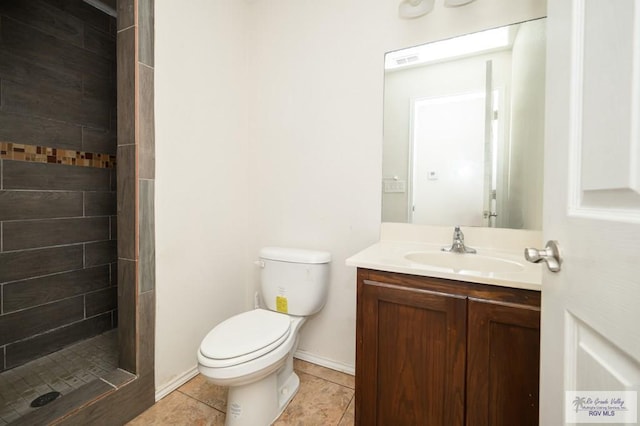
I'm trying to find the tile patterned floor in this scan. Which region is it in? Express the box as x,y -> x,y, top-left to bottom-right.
0,330 -> 118,425
128,359 -> 355,425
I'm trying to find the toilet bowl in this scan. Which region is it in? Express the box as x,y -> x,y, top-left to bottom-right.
197,247 -> 331,426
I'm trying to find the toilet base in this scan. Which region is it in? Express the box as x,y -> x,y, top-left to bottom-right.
224,368 -> 300,426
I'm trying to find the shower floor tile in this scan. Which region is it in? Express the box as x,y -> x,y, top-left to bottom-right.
0,330 -> 117,425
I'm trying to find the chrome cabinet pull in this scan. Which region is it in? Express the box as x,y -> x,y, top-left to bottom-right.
525,240 -> 562,272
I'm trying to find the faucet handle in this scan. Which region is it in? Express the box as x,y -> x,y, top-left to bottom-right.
453,226 -> 463,239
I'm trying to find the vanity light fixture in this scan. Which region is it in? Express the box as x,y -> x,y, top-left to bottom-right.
385,25 -> 510,70
398,0 -> 435,19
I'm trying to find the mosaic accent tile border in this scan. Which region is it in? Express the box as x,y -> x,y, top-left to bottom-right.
0,142 -> 116,169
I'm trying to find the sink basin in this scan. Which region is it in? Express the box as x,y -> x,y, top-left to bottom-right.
404,251 -> 525,274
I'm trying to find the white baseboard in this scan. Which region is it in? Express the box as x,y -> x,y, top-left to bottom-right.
155,366 -> 199,401
294,349 -> 355,376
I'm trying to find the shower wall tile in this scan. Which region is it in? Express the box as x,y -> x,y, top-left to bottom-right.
4,313 -> 112,370
139,179 -> 155,293
34,0 -> 112,34
117,144 -> 136,260
0,191 -> 83,221
110,263 -> 118,286
0,142 -> 116,168
2,160 -> 111,191
111,215 -> 118,240
84,72 -> 116,104
1,80 -> 111,130
84,25 -> 117,60
82,127 -> 117,155
0,1 -> 85,47
0,16 -> 105,80
3,266 -> 110,313
0,245 -> 84,283
138,290 -> 155,378
85,191 -> 117,216
138,0 -> 154,67
118,259 -> 137,373
2,217 -> 110,251
85,240 -> 118,267
0,0 -> 117,372
86,287 -> 118,317
117,27 -> 135,146
0,49 -> 83,94
117,0 -> 135,30
110,167 -> 117,191
0,296 -> 84,346
138,65 -> 155,179
0,111 -> 82,149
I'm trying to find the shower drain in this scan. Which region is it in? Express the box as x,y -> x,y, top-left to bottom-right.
30,391 -> 61,408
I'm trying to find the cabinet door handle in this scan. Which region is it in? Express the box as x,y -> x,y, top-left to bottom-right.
524,240 -> 562,272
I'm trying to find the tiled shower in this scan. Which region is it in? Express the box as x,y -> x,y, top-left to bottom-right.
0,0 -> 118,371
0,0 -> 156,422
0,0 -> 121,422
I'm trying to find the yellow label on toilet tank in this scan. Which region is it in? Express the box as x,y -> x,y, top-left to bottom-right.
276,296 -> 288,314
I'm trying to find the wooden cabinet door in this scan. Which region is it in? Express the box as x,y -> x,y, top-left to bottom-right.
466,299 -> 540,426
356,278 -> 466,426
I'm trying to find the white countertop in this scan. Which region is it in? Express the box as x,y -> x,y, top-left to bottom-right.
346,223 -> 542,291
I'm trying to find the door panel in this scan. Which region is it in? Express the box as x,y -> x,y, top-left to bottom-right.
570,0 -> 640,215
542,0 -> 640,423
357,280 -> 466,426
566,313 -> 640,391
466,299 -> 540,426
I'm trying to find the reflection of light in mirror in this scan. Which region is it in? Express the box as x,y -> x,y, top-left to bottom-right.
385,26 -> 510,71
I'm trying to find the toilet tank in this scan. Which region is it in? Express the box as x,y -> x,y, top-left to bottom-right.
259,247 -> 331,316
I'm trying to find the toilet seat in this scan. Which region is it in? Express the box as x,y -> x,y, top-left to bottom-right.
199,309 -> 291,368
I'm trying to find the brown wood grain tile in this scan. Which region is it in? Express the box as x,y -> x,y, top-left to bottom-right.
0,190 -> 83,221
3,265 -> 110,313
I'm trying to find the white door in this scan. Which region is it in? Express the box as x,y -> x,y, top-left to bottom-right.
541,0 -> 640,424
410,93 -> 486,226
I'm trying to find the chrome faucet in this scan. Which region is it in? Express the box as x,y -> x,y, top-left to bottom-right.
442,226 -> 476,254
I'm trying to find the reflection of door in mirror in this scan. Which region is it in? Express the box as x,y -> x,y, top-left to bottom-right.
382,18 -> 546,230
410,91 -> 488,226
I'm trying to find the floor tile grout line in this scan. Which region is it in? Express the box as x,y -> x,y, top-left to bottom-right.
337,394 -> 354,425
175,389 -> 226,415
312,377 -> 354,390
302,371 -> 356,391
296,370 -> 355,391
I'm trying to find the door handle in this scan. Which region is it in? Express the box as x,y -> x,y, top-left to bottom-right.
525,240 -> 562,272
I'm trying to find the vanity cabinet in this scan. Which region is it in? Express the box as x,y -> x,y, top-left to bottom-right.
355,268 -> 540,426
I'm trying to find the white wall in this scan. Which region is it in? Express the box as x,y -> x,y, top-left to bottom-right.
505,19 -> 546,230
155,0 -> 250,390
244,0 -> 546,370
154,0 -> 547,389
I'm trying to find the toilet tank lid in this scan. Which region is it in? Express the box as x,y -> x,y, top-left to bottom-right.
260,247 -> 331,264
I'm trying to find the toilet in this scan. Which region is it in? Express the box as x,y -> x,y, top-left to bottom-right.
197,247 -> 331,426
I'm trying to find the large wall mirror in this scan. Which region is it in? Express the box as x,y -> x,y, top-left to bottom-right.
382,18 -> 546,230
